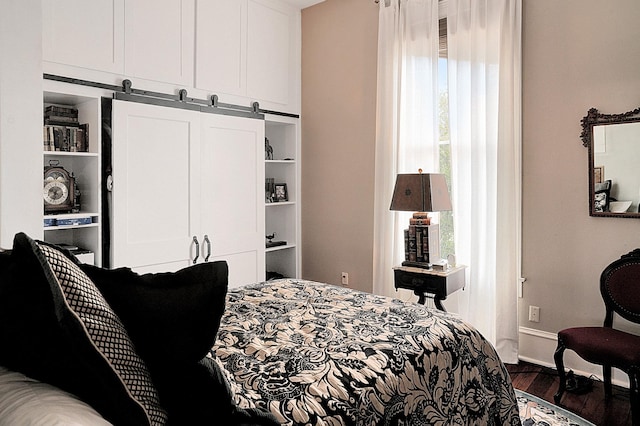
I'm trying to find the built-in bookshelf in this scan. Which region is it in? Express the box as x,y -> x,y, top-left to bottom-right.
42,84 -> 102,265
264,114 -> 300,279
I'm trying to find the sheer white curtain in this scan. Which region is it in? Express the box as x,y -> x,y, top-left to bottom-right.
447,0 -> 522,363
373,0 -> 440,298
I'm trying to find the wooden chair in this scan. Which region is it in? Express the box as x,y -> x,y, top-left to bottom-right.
554,249 -> 640,425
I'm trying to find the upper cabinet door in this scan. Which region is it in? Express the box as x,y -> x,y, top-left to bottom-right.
195,0 -> 247,97
43,0 -> 125,73
246,0 -> 298,109
195,0 -> 300,114
124,0 -> 195,85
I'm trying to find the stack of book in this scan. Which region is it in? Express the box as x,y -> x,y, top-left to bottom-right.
43,106 -> 88,152
44,105 -> 79,126
403,218 -> 440,265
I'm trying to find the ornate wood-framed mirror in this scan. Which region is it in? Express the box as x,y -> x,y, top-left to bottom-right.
582,107 -> 640,218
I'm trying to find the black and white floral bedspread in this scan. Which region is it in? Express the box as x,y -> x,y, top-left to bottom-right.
210,279 -> 520,426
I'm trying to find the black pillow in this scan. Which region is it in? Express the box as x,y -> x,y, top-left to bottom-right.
155,356 -> 280,426
79,260 -> 229,366
0,233 -> 167,425
0,249 -> 11,290
0,248 -> 11,270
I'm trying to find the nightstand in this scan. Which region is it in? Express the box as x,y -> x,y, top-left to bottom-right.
393,265 -> 466,311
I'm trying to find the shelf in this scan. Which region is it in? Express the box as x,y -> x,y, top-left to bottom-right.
44,212 -> 99,219
44,151 -> 98,158
265,201 -> 295,207
44,212 -> 99,231
44,223 -> 99,231
266,159 -> 296,164
266,243 -> 296,253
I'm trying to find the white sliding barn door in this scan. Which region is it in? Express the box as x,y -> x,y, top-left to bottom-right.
111,100 -> 201,272
200,113 -> 265,288
110,100 -> 265,282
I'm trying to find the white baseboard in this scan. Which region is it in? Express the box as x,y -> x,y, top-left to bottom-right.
518,326 -> 629,388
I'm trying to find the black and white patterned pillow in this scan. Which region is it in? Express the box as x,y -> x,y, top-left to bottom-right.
595,190 -> 609,212
37,243 -> 167,425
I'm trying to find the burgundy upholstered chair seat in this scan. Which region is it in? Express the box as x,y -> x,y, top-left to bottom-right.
558,327 -> 640,368
554,249 -> 640,426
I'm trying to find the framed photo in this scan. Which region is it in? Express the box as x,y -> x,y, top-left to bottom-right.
274,183 -> 288,202
594,166 -> 604,184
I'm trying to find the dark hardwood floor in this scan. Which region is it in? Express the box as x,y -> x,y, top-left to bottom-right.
506,361 -> 632,425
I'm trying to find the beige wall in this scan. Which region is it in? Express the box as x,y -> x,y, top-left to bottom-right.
301,0 -> 378,292
302,0 -> 640,364
521,0 -> 640,339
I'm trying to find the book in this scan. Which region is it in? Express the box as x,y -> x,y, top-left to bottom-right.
43,124 -> 88,152
415,225 -> 423,260
266,240 -> 287,248
56,217 -> 92,226
57,243 -> 79,251
404,229 -> 409,261
44,116 -> 79,125
45,105 -> 78,116
407,225 -> 417,262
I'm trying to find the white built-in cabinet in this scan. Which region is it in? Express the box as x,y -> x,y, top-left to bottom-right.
264,114 -> 300,279
42,0 -> 300,114
39,0 -> 304,280
110,100 -> 265,288
42,81 -> 107,265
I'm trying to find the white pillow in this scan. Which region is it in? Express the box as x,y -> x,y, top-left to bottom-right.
0,366 -> 112,426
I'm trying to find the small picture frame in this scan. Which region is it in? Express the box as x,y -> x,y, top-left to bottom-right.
594,166 -> 604,184
274,183 -> 288,202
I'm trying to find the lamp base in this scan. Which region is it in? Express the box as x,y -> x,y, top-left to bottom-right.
403,222 -> 440,266
401,261 -> 433,269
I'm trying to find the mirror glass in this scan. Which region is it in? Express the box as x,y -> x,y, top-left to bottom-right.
583,107 -> 640,218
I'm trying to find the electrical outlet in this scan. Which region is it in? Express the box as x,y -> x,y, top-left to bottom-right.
528,305 -> 540,323
341,272 -> 349,286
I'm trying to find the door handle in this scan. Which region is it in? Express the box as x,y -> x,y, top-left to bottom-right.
192,236 -> 199,264
203,234 -> 211,262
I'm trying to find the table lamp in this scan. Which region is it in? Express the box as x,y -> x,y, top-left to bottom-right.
390,170 -> 452,268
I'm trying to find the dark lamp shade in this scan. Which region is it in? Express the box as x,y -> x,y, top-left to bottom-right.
389,173 -> 452,212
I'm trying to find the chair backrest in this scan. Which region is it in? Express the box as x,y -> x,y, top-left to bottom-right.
600,248 -> 640,326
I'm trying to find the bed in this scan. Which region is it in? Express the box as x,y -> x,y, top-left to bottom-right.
212,279 -> 519,425
0,233 -> 520,425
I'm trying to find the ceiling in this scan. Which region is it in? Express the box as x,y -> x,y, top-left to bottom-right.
283,0 -> 325,9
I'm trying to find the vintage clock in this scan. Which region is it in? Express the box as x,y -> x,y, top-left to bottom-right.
43,163 -> 75,213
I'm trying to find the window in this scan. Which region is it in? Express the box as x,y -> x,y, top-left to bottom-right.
437,18 -> 454,259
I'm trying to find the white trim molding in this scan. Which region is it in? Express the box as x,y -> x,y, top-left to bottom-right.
518,326 -> 630,388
